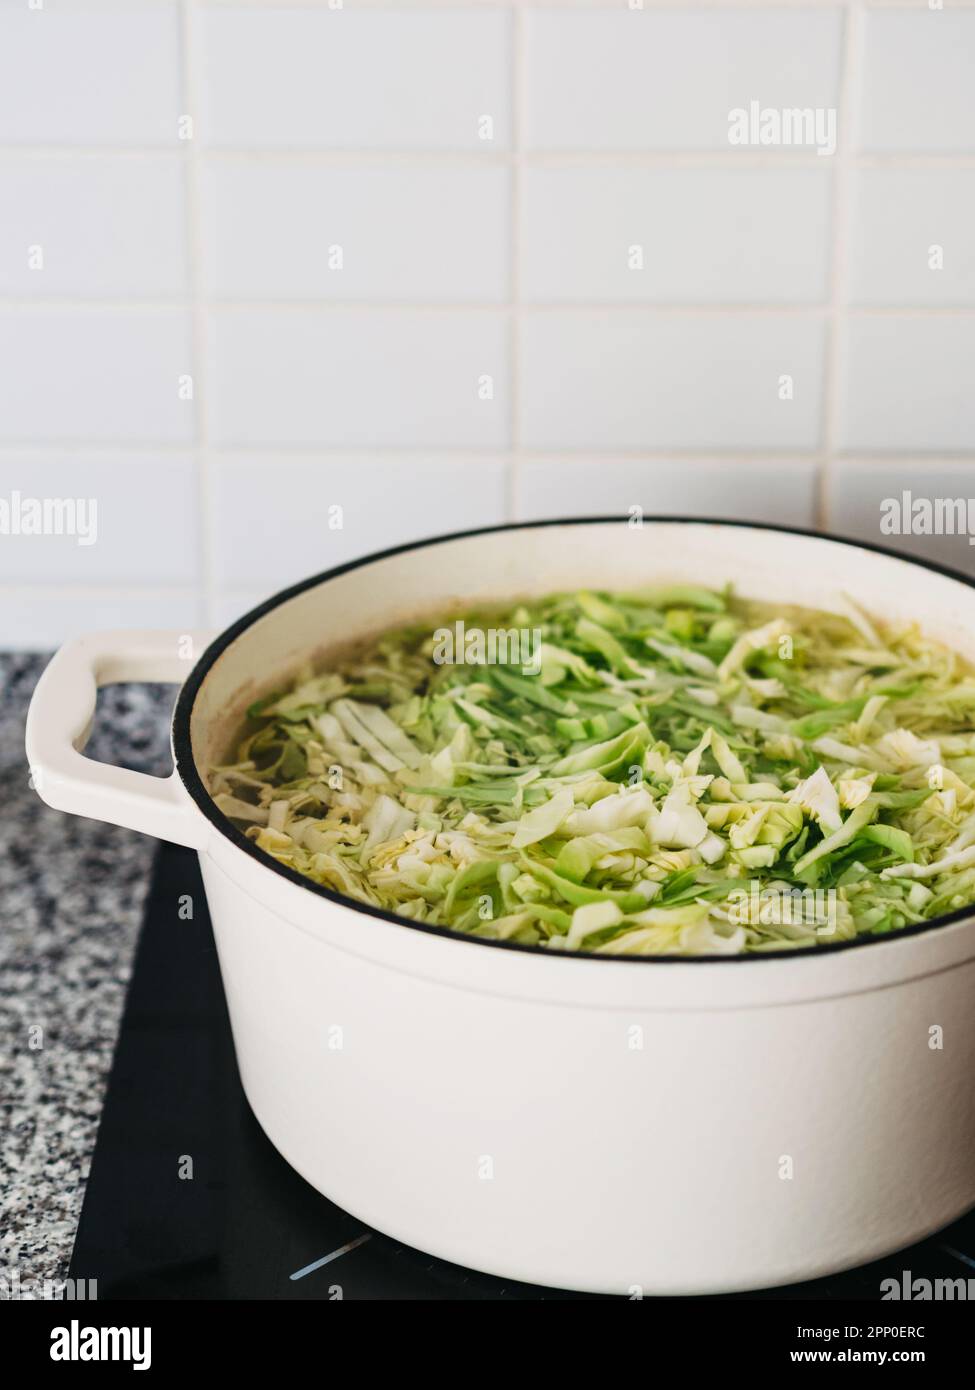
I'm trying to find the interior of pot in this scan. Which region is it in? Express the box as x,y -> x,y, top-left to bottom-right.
184,519 -> 975,779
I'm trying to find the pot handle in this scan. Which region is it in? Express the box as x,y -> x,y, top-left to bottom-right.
25,629 -> 214,850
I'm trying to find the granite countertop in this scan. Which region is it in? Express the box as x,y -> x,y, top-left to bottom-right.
0,655 -> 174,1294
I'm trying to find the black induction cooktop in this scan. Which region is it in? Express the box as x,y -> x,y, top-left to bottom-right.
68,842 -> 975,1302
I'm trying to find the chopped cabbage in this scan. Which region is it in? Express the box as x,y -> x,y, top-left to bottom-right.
209,587 -> 975,955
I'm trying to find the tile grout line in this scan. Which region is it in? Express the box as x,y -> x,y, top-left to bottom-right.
819,0 -> 862,530
6,300 -> 975,315
0,585 -> 203,598
5,149 -> 975,168
93,0 -> 975,10
4,443 -> 975,461
5,150 -> 973,167
180,0 -> 216,628
507,4 -> 524,524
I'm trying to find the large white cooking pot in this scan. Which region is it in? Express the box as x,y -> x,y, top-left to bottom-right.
25,520 -> 975,1295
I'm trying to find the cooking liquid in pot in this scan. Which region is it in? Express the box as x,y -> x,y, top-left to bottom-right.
206,586 -> 975,956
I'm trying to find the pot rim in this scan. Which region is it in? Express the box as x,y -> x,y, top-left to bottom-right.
172,515 -> 975,966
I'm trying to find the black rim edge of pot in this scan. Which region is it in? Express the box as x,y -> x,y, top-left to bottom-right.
172,515 -> 975,965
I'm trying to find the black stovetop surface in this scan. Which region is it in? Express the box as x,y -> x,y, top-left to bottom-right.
69,842 -> 975,1301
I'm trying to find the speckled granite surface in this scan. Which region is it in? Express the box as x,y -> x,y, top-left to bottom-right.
0,655 -> 174,1294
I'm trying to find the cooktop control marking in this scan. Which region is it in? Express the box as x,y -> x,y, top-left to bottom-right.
941,1243 -> 975,1272
290,1234 -> 373,1281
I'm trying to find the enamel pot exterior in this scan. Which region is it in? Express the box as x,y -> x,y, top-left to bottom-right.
26,520 -> 975,1294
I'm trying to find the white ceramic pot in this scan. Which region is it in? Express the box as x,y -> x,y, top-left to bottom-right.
25,520 -> 975,1295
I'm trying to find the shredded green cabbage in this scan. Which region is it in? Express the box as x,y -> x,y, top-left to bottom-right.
207,588 -> 975,956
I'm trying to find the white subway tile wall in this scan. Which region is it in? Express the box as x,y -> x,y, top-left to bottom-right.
847,169 -> 975,306
0,1 -> 973,648
519,311 -> 826,449
516,457 -> 820,526
0,155 -> 188,298
211,454 -> 508,589
831,458 -> 975,577
200,162 -> 510,301
0,3 -> 183,147
206,308 -> 509,446
856,9 -> 975,154
838,316 -> 975,454
0,590 -> 205,651
523,8 -> 843,151
0,307 -> 195,444
520,166 -> 832,304
0,452 -> 200,585
193,7 -> 512,150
